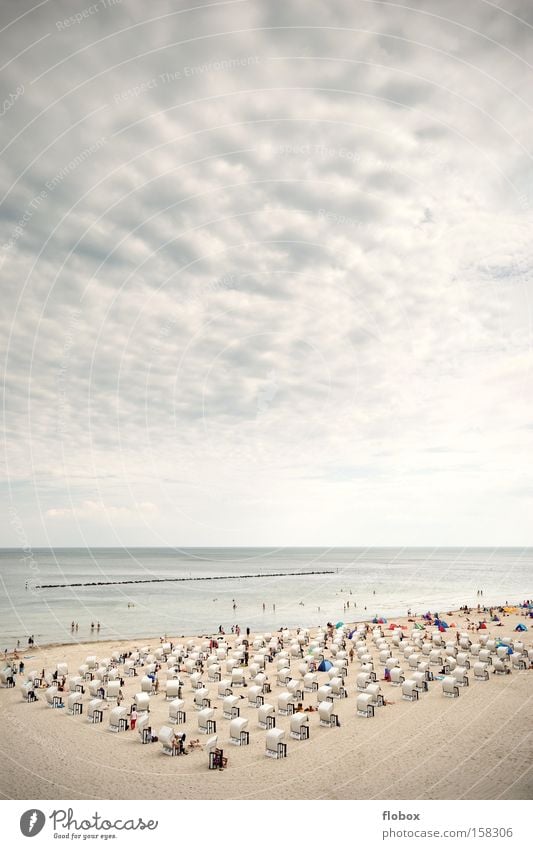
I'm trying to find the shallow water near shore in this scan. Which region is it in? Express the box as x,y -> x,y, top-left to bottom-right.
0,546 -> 530,648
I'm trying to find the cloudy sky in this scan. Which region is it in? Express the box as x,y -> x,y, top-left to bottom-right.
1,0 -> 532,547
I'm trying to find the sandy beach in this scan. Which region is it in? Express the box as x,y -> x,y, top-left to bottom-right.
1,607 -> 531,801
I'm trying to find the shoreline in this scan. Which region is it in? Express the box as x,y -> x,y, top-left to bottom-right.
7,600 -> 531,658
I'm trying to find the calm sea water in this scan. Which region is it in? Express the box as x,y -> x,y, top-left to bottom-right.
0,547 -> 531,648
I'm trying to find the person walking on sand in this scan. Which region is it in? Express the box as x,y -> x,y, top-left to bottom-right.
130,707 -> 137,730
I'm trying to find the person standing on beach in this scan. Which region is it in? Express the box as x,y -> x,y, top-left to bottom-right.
130,707 -> 137,730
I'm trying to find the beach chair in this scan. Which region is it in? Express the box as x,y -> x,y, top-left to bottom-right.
390,667 -> 405,686
478,650 -> 492,666
401,680 -> 419,701
329,676 -> 347,699
198,707 -> 216,734
496,646 -> 509,660
159,725 -> 179,756
194,687 -> 211,710
258,703 -> 276,729
45,686 -> 64,709
356,693 -> 375,718
78,664 -> 90,681
217,679 -> 233,699
411,671 -> 428,693
134,692 -> 150,714
278,691 -> 296,715
469,643 -> 481,656
140,676 -> 154,694
67,693 -> 83,715
318,700 -> 339,727
442,676 -> 460,698
456,652 -> 470,669
408,653 -> 421,669
225,658 -> 237,675
452,666 -> 469,687
304,672 -> 318,692
486,639 -> 497,653
317,684 -> 333,703
365,682 -> 385,706
473,662 -> 489,681
168,697 -> 186,723
21,681 -> 37,702
459,636 -> 471,650
431,633 -> 443,646
287,678 -> 304,700
356,672 -> 374,692
379,649 -> 392,665
416,661 -> 434,681
208,664 -> 221,682
420,644 -> 432,657
359,662 -> 375,676
106,680 -> 120,702
512,654 -> 527,671
86,655 -> 97,670
71,676 -> 86,694
265,727 -> 287,758
359,653 -> 373,666
165,680 -> 182,700
247,685 -> 263,707
276,667 -> 291,687
429,650 -> 443,666
445,644 -> 457,658
88,698 -> 104,723
109,706 -> 129,732
290,712 -> 310,740
253,654 -> 266,670
231,668 -> 245,688
492,659 -> 510,675
223,694 -> 241,719
229,716 -> 249,746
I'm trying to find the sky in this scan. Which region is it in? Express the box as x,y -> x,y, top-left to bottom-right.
1,0 -> 532,548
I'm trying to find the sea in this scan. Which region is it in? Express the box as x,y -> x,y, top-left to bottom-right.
0,547 -> 531,649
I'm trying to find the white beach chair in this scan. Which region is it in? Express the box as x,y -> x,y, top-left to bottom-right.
57,662 -> 68,677
401,679 -> 419,701
356,693 -> 375,718
479,649 -> 492,665
512,654 -> 527,671
316,684 -> 332,703
287,678 -> 304,700
304,672 -> 318,692
408,653 -> 421,669
318,700 -> 339,727
207,664 -> 221,682
390,667 -> 405,686
452,666 -> 469,687
229,716 -> 249,746
165,680 -> 182,700
134,692 -> 150,714
159,725 -> 179,756
198,707 -> 216,734
276,667 -> 291,686
456,652 -> 470,669
231,668 -> 245,688
473,662 -> 490,681
429,650 -> 443,666
442,676 -> 460,698
356,672 -> 373,692
289,712 -> 310,740
247,685 -> 263,707
379,649 -> 391,665
88,698 -> 105,723
45,686 -> 64,708
168,697 -> 186,723
258,702 -> 276,729
217,679 -> 233,699
329,676 -> 347,699
140,676 -> 154,694
278,691 -> 296,715
21,681 -> 37,702
108,706 -> 129,732
194,687 -> 211,710
71,676 -> 86,694
67,693 -> 83,715
411,672 -> 428,693
365,682 -> 385,706
265,727 -> 287,759
106,680 -> 120,702
223,694 -> 241,719
492,658 -> 510,675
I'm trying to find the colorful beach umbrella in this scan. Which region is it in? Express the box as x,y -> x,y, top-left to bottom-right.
317,659 -> 333,672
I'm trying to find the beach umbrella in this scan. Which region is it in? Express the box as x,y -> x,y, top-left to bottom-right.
317,659 -> 333,672
515,623 -> 527,632
335,621 -> 344,629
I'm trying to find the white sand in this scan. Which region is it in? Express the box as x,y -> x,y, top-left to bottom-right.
1,609 -> 531,800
